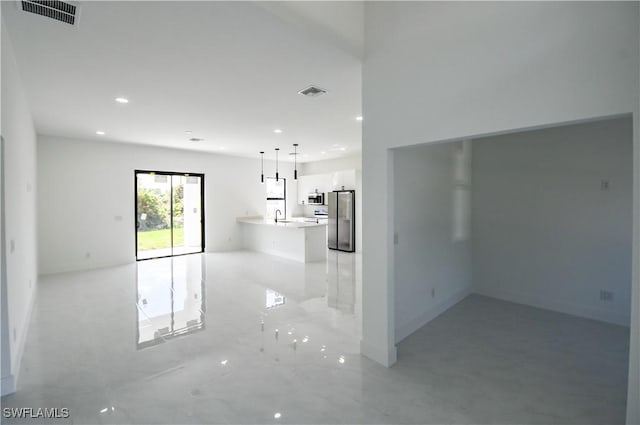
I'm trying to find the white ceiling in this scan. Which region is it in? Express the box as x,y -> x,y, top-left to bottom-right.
2,1 -> 363,163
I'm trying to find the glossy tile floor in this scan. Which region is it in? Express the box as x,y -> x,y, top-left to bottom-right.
2,251 -> 629,424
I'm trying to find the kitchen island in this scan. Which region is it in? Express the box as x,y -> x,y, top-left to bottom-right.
237,217 -> 327,263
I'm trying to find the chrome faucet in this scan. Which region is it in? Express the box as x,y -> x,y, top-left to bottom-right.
275,209 -> 282,223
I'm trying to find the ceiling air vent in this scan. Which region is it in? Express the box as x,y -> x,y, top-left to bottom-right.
298,85 -> 327,98
19,0 -> 79,25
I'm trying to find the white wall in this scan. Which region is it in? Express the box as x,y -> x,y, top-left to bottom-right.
472,117 -> 633,326
1,22 -> 38,395
300,154 -> 362,252
627,32 -> 640,425
301,154 -> 360,175
38,136 -> 296,274
0,5 -> 8,392
393,142 -> 472,343
362,1 -> 639,373
0,134 -> 8,395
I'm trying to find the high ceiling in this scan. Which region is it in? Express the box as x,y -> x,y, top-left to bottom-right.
2,1 -> 363,163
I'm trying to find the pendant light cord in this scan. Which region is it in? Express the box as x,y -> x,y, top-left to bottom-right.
260,151 -> 264,183
293,143 -> 298,180
275,148 -> 279,181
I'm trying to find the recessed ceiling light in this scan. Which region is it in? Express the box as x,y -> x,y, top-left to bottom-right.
320,151 -> 326,155
274,129 -> 282,134
114,97 -> 129,104
189,137 -> 204,142
355,116 -> 363,121
274,413 -> 282,419
96,130 -> 105,135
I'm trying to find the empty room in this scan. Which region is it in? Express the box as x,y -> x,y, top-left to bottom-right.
392,116 -> 633,423
2,1 -> 639,425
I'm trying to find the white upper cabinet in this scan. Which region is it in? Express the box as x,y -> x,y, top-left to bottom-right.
298,169 -> 357,205
297,176 -> 309,205
298,174 -> 329,205
330,170 -> 356,191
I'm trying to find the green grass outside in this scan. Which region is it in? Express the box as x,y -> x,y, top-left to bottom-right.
137,227 -> 184,251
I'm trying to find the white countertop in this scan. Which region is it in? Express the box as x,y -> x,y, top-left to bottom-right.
236,216 -> 327,229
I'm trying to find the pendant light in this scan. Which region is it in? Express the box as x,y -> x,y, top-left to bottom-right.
275,148 -> 280,181
260,151 -> 264,183
293,143 -> 299,180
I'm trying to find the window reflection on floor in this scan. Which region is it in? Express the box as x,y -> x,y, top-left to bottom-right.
136,254 -> 206,349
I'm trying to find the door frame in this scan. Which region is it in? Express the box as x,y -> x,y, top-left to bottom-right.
134,169 -> 205,261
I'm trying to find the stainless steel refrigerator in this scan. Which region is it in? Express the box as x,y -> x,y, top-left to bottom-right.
327,190 -> 355,252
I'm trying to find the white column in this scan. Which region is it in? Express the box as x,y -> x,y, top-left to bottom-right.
360,146 -> 396,367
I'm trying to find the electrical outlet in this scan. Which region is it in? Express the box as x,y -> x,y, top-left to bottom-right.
85,252 -> 91,259
600,290 -> 614,302
600,180 -> 610,191
114,215 -> 123,222
10,240 -> 15,253
394,232 -> 399,245
431,288 -> 436,298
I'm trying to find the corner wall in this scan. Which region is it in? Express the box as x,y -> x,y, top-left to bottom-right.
362,1 -> 639,370
1,21 -> 38,395
393,142 -> 472,343
37,136 -> 295,274
472,117 -> 633,326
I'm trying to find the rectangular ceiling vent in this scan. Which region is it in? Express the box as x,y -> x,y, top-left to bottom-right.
18,0 -> 79,25
298,85 -> 327,98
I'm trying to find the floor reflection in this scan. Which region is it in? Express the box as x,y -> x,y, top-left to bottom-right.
265,288 -> 285,309
327,250 -> 356,314
136,254 -> 206,349
4,250 -> 625,424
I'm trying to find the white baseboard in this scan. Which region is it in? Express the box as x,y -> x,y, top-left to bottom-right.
9,276 -> 38,395
1,374 -> 15,396
1,277 -> 37,397
395,287 -> 472,344
474,287 -> 630,327
360,339 -> 397,367
39,258 -> 134,276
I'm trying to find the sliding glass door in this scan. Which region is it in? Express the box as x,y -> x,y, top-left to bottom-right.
135,170 -> 204,260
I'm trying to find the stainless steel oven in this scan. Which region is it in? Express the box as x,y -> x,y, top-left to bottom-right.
307,193 -> 325,205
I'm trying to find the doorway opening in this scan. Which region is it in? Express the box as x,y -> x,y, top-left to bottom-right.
135,170 -> 204,260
